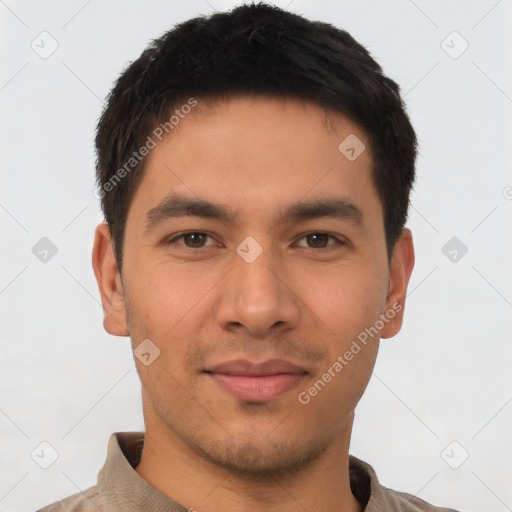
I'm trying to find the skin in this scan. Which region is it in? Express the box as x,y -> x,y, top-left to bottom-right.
93,96 -> 414,511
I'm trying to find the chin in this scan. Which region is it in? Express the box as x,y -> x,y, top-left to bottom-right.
189,431 -> 331,478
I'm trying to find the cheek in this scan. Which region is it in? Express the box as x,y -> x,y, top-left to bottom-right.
124,256 -> 213,334
299,262 -> 388,337
123,260 -> 223,384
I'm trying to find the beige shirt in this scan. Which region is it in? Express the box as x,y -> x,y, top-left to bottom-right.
37,432 -> 459,511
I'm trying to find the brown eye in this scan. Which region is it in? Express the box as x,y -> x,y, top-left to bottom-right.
182,232 -> 208,248
306,233 -> 330,248
295,232 -> 343,250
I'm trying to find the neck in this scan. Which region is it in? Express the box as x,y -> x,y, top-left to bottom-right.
135,410 -> 361,512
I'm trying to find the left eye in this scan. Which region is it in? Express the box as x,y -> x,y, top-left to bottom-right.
296,233 -> 341,249
169,232 -> 216,248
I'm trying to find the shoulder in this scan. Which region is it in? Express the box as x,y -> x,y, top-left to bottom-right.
380,487 -> 460,511
36,485 -> 100,512
349,455 -> 460,512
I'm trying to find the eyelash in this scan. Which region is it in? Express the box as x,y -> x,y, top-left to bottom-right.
166,231 -> 345,250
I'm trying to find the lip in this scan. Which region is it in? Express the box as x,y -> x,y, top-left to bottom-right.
204,359 -> 308,402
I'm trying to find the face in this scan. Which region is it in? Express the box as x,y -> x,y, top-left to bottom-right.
93,96 -> 414,476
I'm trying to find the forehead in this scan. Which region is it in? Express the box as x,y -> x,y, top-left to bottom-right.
127,96 -> 380,228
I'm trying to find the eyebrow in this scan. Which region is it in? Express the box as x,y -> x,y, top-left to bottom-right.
144,193 -> 363,231
145,193 -> 235,230
279,198 -> 362,225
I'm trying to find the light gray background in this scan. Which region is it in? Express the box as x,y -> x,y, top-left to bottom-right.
1,1 -> 511,511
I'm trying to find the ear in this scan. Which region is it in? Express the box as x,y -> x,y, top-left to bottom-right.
380,228 -> 415,339
92,222 -> 129,336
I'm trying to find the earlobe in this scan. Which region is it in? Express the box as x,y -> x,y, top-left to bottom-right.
91,222 -> 130,336
380,229 -> 415,339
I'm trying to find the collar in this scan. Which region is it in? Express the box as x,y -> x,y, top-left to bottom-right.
98,432 -> 389,511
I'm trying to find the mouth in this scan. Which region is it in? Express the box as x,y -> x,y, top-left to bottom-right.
203,359 -> 309,403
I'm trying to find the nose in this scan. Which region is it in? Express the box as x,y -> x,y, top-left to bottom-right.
215,248 -> 301,337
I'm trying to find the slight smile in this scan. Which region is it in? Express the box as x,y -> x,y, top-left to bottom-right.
204,358 -> 309,402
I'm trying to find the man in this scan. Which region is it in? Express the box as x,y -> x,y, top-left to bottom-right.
39,3 -> 458,511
